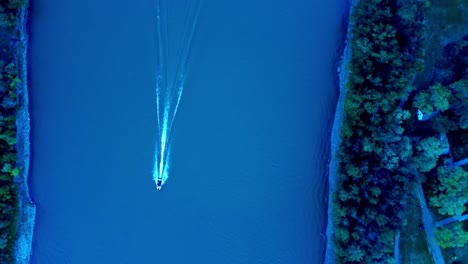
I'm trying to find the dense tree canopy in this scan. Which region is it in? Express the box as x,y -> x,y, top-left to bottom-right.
435,222 -> 468,249
333,0 -> 427,262
428,166 -> 468,216
413,136 -> 449,172
413,83 -> 452,113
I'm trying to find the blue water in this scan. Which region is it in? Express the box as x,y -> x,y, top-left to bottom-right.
29,0 -> 345,263
153,0 -> 203,188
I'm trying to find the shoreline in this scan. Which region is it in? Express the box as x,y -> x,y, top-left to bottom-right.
324,0 -> 358,263
13,6 -> 36,264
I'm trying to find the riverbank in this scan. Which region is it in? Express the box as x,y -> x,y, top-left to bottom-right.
324,0 -> 358,263
13,6 -> 36,264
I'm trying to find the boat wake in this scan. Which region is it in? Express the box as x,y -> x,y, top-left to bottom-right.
153,0 -> 202,190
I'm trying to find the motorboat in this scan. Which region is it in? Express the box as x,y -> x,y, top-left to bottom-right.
156,178 -> 162,190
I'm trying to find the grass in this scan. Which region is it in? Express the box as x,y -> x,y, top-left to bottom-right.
414,0 -> 468,88
399,193 -> 435,264
428,0 -> 468,41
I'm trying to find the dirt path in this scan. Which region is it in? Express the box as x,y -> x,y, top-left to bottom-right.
436,214 -> 468,227
453,157 -> 468,167
395,231 -> 400,264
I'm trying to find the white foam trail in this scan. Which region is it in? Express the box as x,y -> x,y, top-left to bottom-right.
153,0 -> 202,189
169,0 -> 202,131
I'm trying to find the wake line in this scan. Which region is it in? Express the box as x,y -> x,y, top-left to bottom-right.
153,0 -> 202,190
169,0 -> 202,133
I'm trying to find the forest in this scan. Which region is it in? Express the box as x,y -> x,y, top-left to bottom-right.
332,0 -> 468,262
0,0 -> 28,263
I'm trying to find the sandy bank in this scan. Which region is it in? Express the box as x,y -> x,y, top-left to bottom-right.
13,7 -> 36,264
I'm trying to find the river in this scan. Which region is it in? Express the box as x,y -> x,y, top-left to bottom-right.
28,0 -> 345,263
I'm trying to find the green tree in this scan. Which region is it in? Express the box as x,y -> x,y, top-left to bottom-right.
346,243 -> 365,262
435,222 -> 468,248
3,62 -> 16,78
413,83 -> 452,113
0,11 -> 9,28
429,166 -> 468,215
335,227 -> 350,244
413,136 -> 448,172
429,83 -> 451,112
1,163 -> 11,173
0,236 -> 7,250
413,91 -> 433,113
448,79 -> 467,105
460,112 -> 468,129
432,115 -> 458,134
398,136 -> 413,162
398,1 -> 418,21
0,131 -> 16,146
11,167 -> 18,176
7,0 -> 29,9
0,186 -> 11,202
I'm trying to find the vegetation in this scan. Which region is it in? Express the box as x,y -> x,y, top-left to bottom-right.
413,79 -> 468,132
428,166 -> 468,216
399,193 -> 434,264
0,0 -> 28,263
332,0 -> 468,262
332,0 -> 428,262
435,222 -> 468,249
414,0 -> 468,260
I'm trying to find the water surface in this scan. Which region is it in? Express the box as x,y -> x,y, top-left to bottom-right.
29,0 -> 345,263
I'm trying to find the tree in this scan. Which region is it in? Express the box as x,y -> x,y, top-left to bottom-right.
3,62 -> 16,78
1,96 -> 16,109
413,91 -> 433,113
429,166 -> 468,215
398,136 -> 413,162
413,83 -> 452,113
345,164 -> 363,179
0,186 -> 11,202
448,79 -> 467,105
459,112 -> 468,129
335,227 -> 350,244
0,131 -> 16,146
435,222 -> 468,248
429,83 -> 451,112
398,1 -> 418,22
11,167 -> 18,176
432,115 -> 458,134
0,220 -> 9,229
0,236 -> 7,250
1,163 -> 11,173
346,243 -> 365,262
413,136 -> 449,172
0,13 -> 9,28
7,0 -> 29,9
